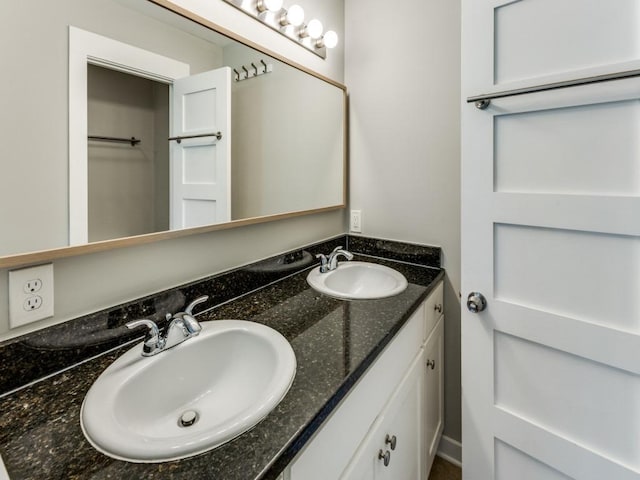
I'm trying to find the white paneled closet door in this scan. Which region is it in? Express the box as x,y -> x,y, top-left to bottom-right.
170,67 -> 231,229
461,1 -> 640,479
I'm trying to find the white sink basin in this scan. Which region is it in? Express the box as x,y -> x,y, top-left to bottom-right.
81,320 -> 296,463
307,261 -> 408,300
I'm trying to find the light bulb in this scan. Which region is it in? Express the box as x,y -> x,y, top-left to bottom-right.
307,19 -> 323,39
257,0 -> 282,12
264,0 -> 282,11
285,5 -> 305,26
322,30 -> 338,49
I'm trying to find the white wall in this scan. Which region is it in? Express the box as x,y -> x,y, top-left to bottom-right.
345,0 -> 462,443
0,0 -> 346,340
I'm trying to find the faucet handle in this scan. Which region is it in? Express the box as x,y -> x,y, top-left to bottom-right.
126,319 -> 159,336
185,295 -> 209,315
181,314 -> 202,335
315,253 -> 329,273
125,319 -> 162,354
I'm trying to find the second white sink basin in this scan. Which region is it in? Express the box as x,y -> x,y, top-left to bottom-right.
307,261 -> 408,300
81,320 -> 296,463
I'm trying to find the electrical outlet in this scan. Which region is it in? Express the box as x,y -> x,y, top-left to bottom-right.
24,295 -> 43,311
9,264 -> 54,328
350,210 -> 362,233
24,279 -> 43,294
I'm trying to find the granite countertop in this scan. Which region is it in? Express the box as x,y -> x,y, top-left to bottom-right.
0,245 -> 443,480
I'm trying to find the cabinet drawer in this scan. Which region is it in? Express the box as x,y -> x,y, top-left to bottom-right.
423,281 -> 443,341
288,304 -> 425,480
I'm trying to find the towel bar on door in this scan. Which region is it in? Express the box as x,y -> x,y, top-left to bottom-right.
467,68 -> 640,109
168,132 -> 223,144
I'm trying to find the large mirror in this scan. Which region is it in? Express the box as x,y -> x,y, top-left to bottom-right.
0,0 -> 345,267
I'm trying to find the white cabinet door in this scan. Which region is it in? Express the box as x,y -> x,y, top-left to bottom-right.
342,350 -> 424,480
462,1 -> 640,479
423,316 -> 444,477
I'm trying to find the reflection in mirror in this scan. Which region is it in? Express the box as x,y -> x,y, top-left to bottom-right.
1,0 -> 345,260
87,64 -> 171,242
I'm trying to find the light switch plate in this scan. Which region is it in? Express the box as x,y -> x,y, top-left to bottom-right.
9,264 -> 54,328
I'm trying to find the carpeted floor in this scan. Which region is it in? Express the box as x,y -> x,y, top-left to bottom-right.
428,456 -> 462,480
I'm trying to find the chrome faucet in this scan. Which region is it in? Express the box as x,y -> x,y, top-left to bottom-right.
126,295 -> 209,356
316,246 -> 354,273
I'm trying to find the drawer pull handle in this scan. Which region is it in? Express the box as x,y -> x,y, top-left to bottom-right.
427,359 -> 436,370
378,449 -> 391,467
385,434 -> 397,450
434,303 -> 443,313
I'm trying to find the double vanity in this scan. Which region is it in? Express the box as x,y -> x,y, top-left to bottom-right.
0,236 -> 444,479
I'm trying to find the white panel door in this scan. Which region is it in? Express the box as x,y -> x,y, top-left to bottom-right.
462,1 -> 640,479
170,67 -> 231,229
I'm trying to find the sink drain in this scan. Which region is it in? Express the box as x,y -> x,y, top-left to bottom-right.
178,410 -> 199,427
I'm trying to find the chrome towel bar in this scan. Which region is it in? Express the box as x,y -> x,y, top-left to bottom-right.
168,132 -> 222,144
88,135 -> 141,146
467,68 -> 640,109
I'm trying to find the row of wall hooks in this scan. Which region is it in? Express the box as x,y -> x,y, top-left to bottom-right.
233,59 -> 274,82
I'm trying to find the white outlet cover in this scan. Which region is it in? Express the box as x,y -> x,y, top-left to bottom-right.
9,264 -> 54,328
350,210 -> 362,233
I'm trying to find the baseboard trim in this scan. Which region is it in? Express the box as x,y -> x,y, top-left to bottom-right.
436,435 -> 462,467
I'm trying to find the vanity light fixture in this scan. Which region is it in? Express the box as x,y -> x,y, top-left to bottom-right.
223,0 -> 338,59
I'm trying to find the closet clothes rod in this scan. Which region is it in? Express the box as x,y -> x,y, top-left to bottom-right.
168,132 -> 222,144
88,135 -> 141,146
467,68 -> 640,109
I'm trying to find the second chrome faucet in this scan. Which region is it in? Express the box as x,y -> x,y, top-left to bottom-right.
125,295 -> 209,357
316,246 -> 354,273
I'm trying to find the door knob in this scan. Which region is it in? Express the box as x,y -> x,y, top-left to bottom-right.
466,292 -> 486,313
